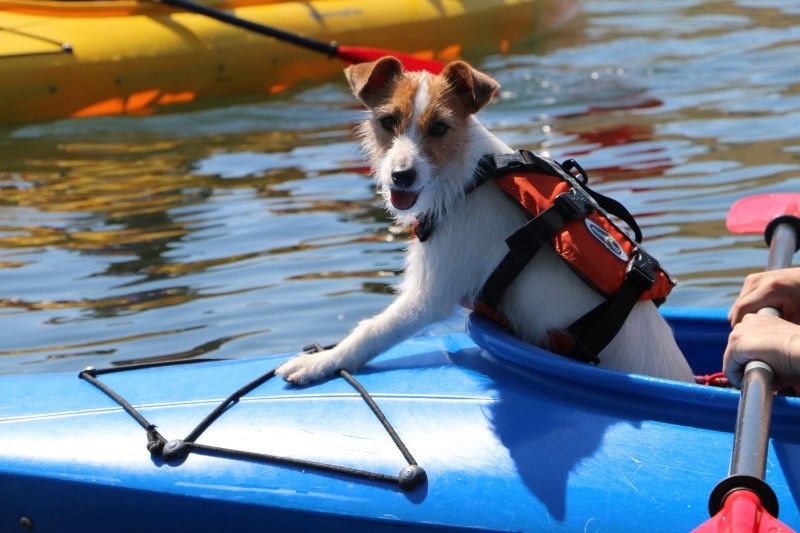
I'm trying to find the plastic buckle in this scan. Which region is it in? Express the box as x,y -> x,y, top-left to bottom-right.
490,150 -> 537,175
561,159 -> 589,184
554,190 -> 594,220
626,250 -> 658,290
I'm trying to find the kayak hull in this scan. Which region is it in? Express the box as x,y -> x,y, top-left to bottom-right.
2,307 -> 799,531
0,0 -> 577,124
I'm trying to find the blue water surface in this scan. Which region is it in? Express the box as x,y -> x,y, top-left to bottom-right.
1,0 -> 799,373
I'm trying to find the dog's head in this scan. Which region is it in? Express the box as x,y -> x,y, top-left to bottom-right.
345,58 -> 499,225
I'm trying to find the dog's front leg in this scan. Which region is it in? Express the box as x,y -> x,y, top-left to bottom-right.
275,289 -> 448,385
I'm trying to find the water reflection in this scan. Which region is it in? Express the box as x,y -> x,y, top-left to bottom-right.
2,0 -> 800,372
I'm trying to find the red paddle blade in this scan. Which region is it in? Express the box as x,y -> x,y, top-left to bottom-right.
727,193 -> 800,234
336,45 -> 444,73
693,490 -> 794,533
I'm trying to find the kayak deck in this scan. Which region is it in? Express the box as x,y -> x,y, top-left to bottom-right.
0,0 -> 578,124
1,307 -> 799,531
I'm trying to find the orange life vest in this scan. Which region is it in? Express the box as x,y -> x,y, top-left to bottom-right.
415,150 -> 675,364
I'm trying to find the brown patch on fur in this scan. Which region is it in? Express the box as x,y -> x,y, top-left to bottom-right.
416,74 -> 471,169
440,61 -> 500,114
344,57 -> 404,109
348,59 -> 500,175
377,75 -> 419,131
365,75 -> 420,155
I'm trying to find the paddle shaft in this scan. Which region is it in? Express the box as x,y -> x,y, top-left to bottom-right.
730,360 -> 774,479
729,221 -> 798,480
766,223 -> 798,271
156,0 -> 336,56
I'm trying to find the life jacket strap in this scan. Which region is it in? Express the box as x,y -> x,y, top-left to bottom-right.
414,166 -> 495,243
560,157 -> 643,243
471,150 -> 670,365
415,150 -> 644,245
476,150 -> 560,183
477,194 -> 657,364
477,191 -> 595,309
414,215 -> 435,242
417,151 -> 561,243
413,149 -> 672,366
558,249 -> 661,363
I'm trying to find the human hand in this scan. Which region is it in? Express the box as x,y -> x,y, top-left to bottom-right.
728,267 -> 800,325
723,313 -> 800,388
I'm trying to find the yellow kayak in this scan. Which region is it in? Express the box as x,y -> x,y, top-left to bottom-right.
0,0 -> 577,125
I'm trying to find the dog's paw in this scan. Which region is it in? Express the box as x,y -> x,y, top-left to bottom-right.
275,349 -> 344,386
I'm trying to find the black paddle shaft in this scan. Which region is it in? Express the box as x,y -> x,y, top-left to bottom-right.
156,0 -> 337,56
730,222 -> 797,479
708,219 -> 799,518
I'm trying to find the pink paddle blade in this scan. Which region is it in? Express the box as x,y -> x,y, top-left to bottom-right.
336,45 -> 444,73
693,490 -> 794,533
727,193 -> 800,234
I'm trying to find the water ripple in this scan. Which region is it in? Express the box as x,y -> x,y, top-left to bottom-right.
1,1 -> 799,372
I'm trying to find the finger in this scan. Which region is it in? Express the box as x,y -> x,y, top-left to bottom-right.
730,293 -> 780,325
722,343 -> 744,388
729,292 -> 760,325
722,319 -> 763,387
729,293 -> 753,326
728,305 -> 739,326
729,272 -> 778,324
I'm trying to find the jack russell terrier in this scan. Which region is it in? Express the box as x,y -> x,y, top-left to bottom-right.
276,57 -> 694,385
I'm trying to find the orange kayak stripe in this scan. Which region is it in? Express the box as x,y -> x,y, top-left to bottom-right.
71,89 -> 197,118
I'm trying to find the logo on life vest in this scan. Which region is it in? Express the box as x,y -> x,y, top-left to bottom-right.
585,218 -> 629,262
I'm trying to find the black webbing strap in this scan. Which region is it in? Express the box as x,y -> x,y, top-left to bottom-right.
417,150 -> 657,366
477,191 -> 594,309
471,150 -> 661,365
477,227 -> 543,309
563,250 -> 661,362
416,151 -> 643,247
497,152 -> 643,244
585,189 -> 642,243
414,215 -> 436,243
484,150 -> 555,177
478,151 -> 645,247
557,157 -> 643,243
78,353 -> 427,492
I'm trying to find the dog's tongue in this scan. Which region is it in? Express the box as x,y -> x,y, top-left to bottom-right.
390,189 -> 419,210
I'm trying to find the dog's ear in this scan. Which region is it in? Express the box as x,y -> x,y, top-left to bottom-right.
344,57 -> 404,108
441,61 -> 499,114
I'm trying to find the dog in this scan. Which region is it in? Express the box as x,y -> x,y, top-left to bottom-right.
275,57 -> 694,385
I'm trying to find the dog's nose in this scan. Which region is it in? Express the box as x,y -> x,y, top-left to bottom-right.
391,168 -> 417,188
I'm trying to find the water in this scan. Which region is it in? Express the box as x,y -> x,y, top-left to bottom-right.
2,0 -> 799,374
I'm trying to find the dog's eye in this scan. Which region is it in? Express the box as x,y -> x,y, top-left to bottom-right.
428,121 -> 450,137
379,115 -> 399,131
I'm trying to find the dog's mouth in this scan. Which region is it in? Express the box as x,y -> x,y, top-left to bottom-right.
390,188 -> 419,210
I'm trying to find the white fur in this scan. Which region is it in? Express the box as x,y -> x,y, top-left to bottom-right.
276,75 -> 694,385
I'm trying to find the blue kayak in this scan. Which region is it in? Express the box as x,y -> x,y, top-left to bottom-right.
1,307 -> 799,531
